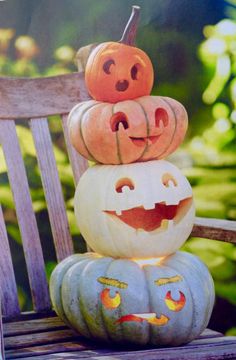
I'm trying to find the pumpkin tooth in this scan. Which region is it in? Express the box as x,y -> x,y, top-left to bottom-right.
143,203 -> 155,210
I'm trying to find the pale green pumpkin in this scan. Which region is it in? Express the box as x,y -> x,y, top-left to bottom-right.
50,251 -> 214,346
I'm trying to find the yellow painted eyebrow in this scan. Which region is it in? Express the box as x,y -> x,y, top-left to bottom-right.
98,276 -> 128,289
154,275 -> 183,286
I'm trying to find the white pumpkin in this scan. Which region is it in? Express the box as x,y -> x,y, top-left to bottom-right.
74,160 -> 195,258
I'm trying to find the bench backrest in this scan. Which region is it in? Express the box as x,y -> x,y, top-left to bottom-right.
0,73 -> 89,319
0,73 -> 235,320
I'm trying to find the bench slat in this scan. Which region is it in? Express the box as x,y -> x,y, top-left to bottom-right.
191,217 -> 236,243
0,204 -> 20,317
0,73 -> 90,119
30,118 -> 74,261
61,114 -> 88,185
6,341 -> 89,359
0,120 -> 50,314
2,314 -> 235,360
5,334 -> 236,360
3,317 -> 66,337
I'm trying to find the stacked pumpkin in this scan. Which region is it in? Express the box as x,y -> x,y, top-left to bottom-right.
50,6 -> 215,347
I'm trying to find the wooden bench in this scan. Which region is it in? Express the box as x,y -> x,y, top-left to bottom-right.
0,73 -> 236,360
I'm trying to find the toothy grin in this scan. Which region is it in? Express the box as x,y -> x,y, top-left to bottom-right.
104,197 -> 193,232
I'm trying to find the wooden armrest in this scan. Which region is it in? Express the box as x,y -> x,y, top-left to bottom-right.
192,217 -> 236,244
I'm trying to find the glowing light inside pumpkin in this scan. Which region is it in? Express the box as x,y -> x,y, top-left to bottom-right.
97,276 -> 128,289
155,275 -> 183,286
100,288 -> 121,309
116,313 -> 169,326
165,290 -> 186,312
132,257 -> 164,267
104,197 -> 193,232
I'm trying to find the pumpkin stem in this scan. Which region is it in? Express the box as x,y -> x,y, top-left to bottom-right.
119,5 -> 140,46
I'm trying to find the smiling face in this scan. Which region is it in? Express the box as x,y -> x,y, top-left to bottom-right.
74,160 -> 195,258
85,42 -> 154,103
68,96 -> 188,165
52,251 -> 215,346
98,274 -> 186,326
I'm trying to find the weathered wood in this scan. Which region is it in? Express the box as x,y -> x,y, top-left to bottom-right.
4,329 -> 79,349
0,302 -> 4,360
30,118 -> 74,261
0,120 -> 50,314
7,335 -> 236,360
192,217 -> 236,243
61,114 -> 88,185
0,204 -> 20,317
1,313 -> 235,360
0,73 -> 90,119
3,317 -> 66,337
6,341 -> 89,359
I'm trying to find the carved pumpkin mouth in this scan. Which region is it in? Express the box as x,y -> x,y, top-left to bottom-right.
116,313 -> 169,326
129,135 -> 161,147
116,80 -> 129,91
104,197 -> 193,232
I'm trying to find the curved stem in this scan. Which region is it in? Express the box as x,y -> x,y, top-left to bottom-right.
119,5 -> 140,46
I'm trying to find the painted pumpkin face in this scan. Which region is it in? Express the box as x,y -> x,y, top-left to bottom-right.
85,42 -> 154,103
50,251 -> 215,346
74,160 -> 195,258
67,95 -> 188,165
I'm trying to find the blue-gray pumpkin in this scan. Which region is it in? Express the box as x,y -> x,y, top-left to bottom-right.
49,251 -> 214,346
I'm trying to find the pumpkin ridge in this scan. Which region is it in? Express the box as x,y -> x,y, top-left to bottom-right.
79,103 -> 102,163
134,99 -> 150,161
101,258 -> 125,341
163,257 -> 200,344
169,253 -> 215,340
142,266 -> 155,343
89,258 -> 113,342
61,257 -> 94,338
113,104 -> 123,164
158,97 -> 177,158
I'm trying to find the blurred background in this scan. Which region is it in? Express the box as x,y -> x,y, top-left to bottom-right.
0,0 -> 236,335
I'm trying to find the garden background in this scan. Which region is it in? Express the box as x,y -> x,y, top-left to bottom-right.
0,0 -> 236,335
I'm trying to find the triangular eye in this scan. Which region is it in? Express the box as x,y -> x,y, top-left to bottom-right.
103,59 -> 115,74
116,178 -> 135,193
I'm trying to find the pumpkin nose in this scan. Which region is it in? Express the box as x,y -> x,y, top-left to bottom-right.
116,80 -> 129,92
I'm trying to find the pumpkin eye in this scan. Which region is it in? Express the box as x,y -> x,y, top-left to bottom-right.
103,59 -> 115,74
165,290 -> 186,312
100,288 -> 121,309
130,63 -> 140,80
116,177 -> 135,193
155,108 -> 169,128
110,112 -> 129,132
162,173 -> 178,187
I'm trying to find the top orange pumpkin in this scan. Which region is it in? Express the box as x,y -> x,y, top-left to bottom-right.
85,41 -> 154,103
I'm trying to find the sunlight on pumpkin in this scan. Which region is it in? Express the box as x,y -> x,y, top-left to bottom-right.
132,257 -> 164,267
